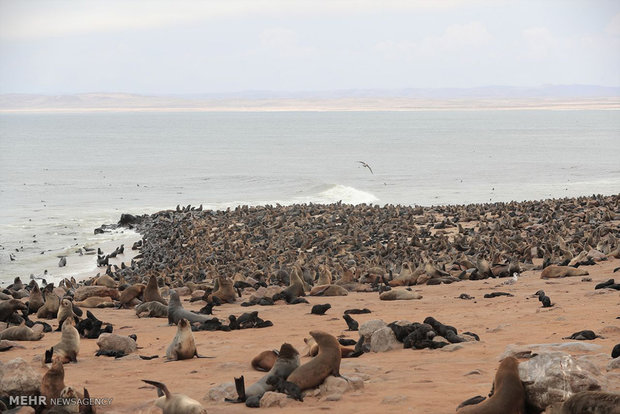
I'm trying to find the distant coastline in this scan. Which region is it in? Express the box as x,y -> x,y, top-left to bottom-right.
1,86 -> 619,112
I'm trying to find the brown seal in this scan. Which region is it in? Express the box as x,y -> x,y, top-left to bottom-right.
75,296 -> 115,308
309,284 -> 348,296
552,391 -> 620,414
0,321 -> 44,341
317,264 -> 332,285
457,356 -> 526,414
244,343 -> 300,400
56,298 -> 78,330
380,290 -> 423,300
28,282 -> 45,314
136,301 -> 168,318
0,298 -> 28,321
118,283 -> 146,308
49,317 -> 80,363
251,349 -> 279,372
142,380 -> 207,414
208,276 -> 236,304
94,274 -> 117,288
37,292 -> 61,319
144,275 -> 168,305
287,330 -> 341,391
41,357 -> 65,406
165,318 -> 210,360
541,265 -> 589,279
304,336 -> 356,359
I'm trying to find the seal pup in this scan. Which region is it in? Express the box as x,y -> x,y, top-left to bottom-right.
456,356 -> 526,414
136,301 -> 168,318
551,391 -> 620,414
144,275 -> 167,305
236,343 -> 300,406
286,330 -> 341,391
48,317 -> 80,363
0,321 -> 44,341
166,318 -> 211,361
167,290 -> 216,325
612,344 -> 620,359
142,380 -> 207,414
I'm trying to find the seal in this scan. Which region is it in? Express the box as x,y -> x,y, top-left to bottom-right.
208,277 -> 236,304
0,299 -> 27,322
136,301 -> 168,318
457,356 -> 526,414
28,282 -> 45,314
56,299 -> 78,331
37,292 -> 61,319
47,317 -> 80,364
74,296 -> 115,308
118,283 -> 146,308
540,265 -> 589,279
251,349 -> 279,372
142,380 -> 207,414
144,275 -> 167,305
166,318 -> 210,361
552,391 -> 620,414
286,330 -> 341,391
316,264 -> 332,285
94,274 -> 117,288
309,284 -> 348,296
0,321 -> 44,341
168,290 -> 216,325
241,343 -> 300,406
380,290 -> 422,300
40,357 -> 65,407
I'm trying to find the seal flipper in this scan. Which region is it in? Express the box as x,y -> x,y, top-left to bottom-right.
225,376 -> 246,403
142,380 -> 171,399
457,395 -> 486,410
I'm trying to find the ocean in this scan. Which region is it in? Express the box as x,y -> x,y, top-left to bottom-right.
1,110 -> 619,285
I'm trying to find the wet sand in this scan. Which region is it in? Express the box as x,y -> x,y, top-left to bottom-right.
5,257 -> 619,413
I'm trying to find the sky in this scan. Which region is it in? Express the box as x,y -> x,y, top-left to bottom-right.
0,0 -> 619,95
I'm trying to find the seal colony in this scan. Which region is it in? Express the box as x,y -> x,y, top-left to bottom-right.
1,194 -> 620,412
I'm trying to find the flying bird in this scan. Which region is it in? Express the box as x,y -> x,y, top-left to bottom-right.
357,161 -> 373,174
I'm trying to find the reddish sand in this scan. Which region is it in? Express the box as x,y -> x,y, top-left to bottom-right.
5,259 -> 620,413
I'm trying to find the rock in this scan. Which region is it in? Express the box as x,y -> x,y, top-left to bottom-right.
205,382 -> 235,402
359,319 -> 387,344
319,376 -> 349,395
260,391 -> 289,408
599,325 -> 620,336
607,358 -> 620,371
500,342 -> 603,360
74,286 -> 120,301
370,327 -> 402,352
441,344 -> 464,352
96,333 -> 137,354
518,351 -> 607,411
0,357 -> 42,397
587,249 -> 606,260
0,340 -> 25,350
250,286 -> 282,302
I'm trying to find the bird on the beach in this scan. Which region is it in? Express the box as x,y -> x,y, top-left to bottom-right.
357,161 -> 373,174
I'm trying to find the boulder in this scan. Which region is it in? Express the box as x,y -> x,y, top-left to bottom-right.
518,351 -> 607,412
359,319 -> 387,343
205,382 -> 235,402
259,391 -> 289,408
0,357 -> 42,397
370,327 -> 402,353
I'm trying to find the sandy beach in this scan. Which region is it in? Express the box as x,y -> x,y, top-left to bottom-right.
1,196 -> 619,413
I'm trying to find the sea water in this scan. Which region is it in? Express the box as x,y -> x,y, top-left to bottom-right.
1,110 -> 619,284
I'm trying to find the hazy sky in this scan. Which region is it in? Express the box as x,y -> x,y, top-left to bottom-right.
1,0 -> 619,94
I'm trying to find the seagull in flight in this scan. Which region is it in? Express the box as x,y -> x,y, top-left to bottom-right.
357,161 -> 373,174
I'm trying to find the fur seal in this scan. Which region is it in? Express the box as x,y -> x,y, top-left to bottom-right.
142,380 -> 207,414
41,357 -> 65,407
380,290 -> 422,300
316,264 -> 332,285
166,318 -> 210,360
37,292 -> 61,319
208,277 -> 236,304
309,284 -> 348,296
167,290 -> 216,325
74,296 -> 115,308
551,391 -> 620,414
28,283 -> 45,314
287,330 -> 341,391
541,265 -> 589,279
94,274 -> 117,288
251,350 -> 279,372
612,344 -> 620,359
56,299 -> 79,331
0,321 -> 44,341
118,283 -> 145,308
144,275 -> 167,305
457,357 -> 526,413
0,299 -> 28,322
241,343 -> 300,405
136,301 -> 168,318
48,317 -> 80,363
311,304 -> 331,315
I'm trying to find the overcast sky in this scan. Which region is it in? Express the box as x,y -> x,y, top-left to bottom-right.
1,0 -> 619,94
